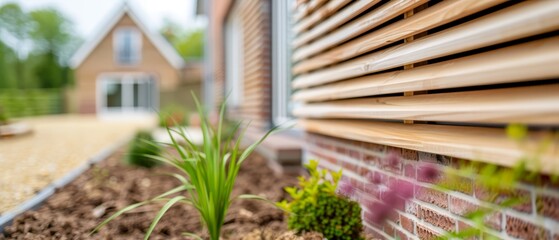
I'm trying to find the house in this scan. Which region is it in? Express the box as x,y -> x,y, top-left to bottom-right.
205,0 -> 301,173
206,0 -> 559,239
69,4 -> 201,117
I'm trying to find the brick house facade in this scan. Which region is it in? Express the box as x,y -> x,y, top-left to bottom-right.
206,1 -> 559,239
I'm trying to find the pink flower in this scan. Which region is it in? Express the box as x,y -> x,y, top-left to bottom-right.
418,163 -> 439,182
365,172 -> 382,185
384,151 -> 400,168
364,201 -> 391,225
337,179 -> 356,198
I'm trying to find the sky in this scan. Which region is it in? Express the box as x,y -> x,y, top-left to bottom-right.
0,0 -> 206,40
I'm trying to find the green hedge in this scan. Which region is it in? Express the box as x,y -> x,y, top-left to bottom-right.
0,89 -> 64,118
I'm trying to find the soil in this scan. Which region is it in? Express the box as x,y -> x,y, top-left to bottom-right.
1,148 -> 306,240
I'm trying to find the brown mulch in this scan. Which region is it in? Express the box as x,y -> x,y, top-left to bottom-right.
1,148 -> 306,240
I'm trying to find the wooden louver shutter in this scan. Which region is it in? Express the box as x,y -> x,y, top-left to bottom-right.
291,0 -> 559,173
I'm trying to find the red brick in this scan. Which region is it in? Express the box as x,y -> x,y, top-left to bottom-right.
505,215 -> 550,240
342,160 -> 358,173
406,201 -> 420,218
417,164 -> 443,184
335,145 -> 347,154
394,228 -> 409,240
400,214 -> 415,234
348,149 -> 361,160
362,142 -> 386,153
537,193 -> 559,221
383,222 -> 395,236
358,166 -> 368,176
450,197 -> 501,231
363,153 -> 381,166
416,186 -> 449,209
404,163 -> 416,179
417,223 -> 440,240
418,151 -> 437,163
402,148 -> 419,161
363,225 -> 384,239
450,197 -> 478,216
420,206 -> 456,232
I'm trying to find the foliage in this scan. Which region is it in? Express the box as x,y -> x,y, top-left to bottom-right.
125,131 -> 161,168
0,3 -> 30,88
277,160 -> 364,240
0,41 -> 17,88
0,3 -> 80,89
0,89 -> 64,117
158,105 -> 188,127
439,124 -> 558,240
93,94 -> 281,240
160,19 -> 203,60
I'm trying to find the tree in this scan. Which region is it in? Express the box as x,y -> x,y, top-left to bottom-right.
29,8 -> 80,88
160,19 -> 204,60
0,41 -> 17,88
175,29 -> 204,60
0,3 -> 32,88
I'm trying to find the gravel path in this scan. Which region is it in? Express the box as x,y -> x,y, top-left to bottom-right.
0,115 -> 155,213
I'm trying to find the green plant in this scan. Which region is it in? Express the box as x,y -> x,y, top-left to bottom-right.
440,124 -> 558,240
93,95 -> 280,240
277,160 -> 364,240
125,130 -> 161,168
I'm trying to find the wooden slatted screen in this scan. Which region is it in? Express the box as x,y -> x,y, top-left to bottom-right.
291,1 -> 559,172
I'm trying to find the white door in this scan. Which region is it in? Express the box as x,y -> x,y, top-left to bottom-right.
97,73 -> 158,116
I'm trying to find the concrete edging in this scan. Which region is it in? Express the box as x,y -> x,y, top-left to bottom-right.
0,136 -> 132,232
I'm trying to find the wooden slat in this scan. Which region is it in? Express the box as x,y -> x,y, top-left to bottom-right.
293,0 -> 351,34
299,119 -> 559,174
292,1 -> 380,48
294,84 -> 559,125
292,0 -> 506,74
292,36 -> 559,102
292,1 -> 559,89
293,0 -> 427,62
293,0 -> 328,23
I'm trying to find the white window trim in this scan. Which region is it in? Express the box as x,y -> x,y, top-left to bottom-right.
272,0 -> 294,125
96,72 -> 158,116
113,27 -> 142,66
225,2 -> 244,107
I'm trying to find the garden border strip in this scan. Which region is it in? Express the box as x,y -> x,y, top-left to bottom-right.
0,135 -> 133,232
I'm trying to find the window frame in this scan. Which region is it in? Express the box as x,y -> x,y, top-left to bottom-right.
271,0 -> 294,126
96,73 -> 158,115
224,3 -> 244,108
113,27 -> 142,66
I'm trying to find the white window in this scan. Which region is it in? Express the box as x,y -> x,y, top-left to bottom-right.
272,0 -> 294,125
225,3 -> 243,107
114,27 -> 142,65
97,74 -> 157,114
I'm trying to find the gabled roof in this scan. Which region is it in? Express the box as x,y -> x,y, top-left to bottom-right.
69,3 -> 185,69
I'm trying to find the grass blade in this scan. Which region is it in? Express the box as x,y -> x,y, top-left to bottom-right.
144,196 -> 187,240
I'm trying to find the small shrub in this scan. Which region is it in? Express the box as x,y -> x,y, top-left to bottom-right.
277,160 -> 364,240
125,130 -> 161,168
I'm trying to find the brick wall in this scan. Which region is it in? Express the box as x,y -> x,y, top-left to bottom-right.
210,0 -> 272,131
305,133 -> 559,240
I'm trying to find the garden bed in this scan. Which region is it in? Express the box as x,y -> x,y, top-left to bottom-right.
1,147 -> 305,239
